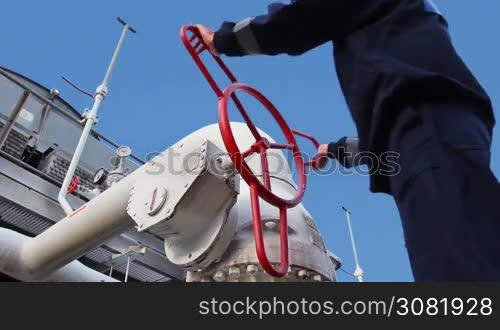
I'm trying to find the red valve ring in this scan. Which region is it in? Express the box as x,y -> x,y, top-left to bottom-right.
218,83 -> 307,278
218,83 -> 307,208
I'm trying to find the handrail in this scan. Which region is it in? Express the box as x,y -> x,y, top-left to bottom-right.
0,68 -> 145,165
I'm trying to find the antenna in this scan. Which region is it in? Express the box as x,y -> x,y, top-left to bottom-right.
58,17 -> 137,216
342,206 -> 364,282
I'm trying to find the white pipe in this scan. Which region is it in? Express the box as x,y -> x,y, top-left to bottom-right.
23,168 -> 139,279
342,207 -> 364,283
124,255 -> 131,283
102,22 -> 130,88
58,96 -> 103,215
2,128 -> 148,281
0,228 -> 118,282
58,22 -> 133,216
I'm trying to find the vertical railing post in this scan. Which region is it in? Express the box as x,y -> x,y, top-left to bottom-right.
0,91 -> 31,150
30,88 -> 60,149
342,206 -> 365,283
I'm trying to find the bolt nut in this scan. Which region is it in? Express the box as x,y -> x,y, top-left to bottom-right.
228,267 -> 241,278
187,156 -> 201,172
213,271 -> 226,282
313,275 -> 322,282
297,269 -> 308,279
264,221 -> 277,230
246,265 -> 259,274
215,155 -> 234,173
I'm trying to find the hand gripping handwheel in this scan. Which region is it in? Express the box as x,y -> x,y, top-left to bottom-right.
182,25 -> 321,277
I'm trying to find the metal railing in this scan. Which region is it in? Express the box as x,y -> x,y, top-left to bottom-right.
0,68 -> 146,165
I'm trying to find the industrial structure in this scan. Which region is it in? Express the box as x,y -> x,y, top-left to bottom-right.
0,20 -> 347,282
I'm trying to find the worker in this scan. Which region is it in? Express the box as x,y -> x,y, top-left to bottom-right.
195,0 -> 499,281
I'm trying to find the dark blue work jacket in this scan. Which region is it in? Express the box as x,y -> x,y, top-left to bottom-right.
214,0 -> 494,192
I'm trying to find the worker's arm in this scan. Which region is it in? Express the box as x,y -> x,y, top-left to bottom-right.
317,137 -> 365,169
211,0 -> 402,56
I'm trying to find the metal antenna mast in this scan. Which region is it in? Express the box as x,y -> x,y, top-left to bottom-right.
58,17 -> 137,215
342,206 -> 364,282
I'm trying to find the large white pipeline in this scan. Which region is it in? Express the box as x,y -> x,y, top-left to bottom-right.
0,228 -> 118,282
0,165 -> 143,281
19,167 -> 142,280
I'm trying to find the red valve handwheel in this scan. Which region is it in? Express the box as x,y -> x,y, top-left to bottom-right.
219,83 -> 307,208
181,25 -> 256,142
180,25 -> 237,98
181,24 -> 322,278
219,83 -> 307,277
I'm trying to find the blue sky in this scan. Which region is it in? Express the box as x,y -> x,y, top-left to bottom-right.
2,1 -> 498,282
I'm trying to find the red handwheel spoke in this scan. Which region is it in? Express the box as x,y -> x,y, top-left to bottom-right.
269,143 -> 295,150
292,129 -> 320,149
242,139 -> 266,159
194,40 -> 202,51
196,43 -> 207,54
214,56 -> 238,83
230,94 -> 262,141
181,25 -> 229,98
242,148 -> 255,159
250,184 -> 289,278
278,206 -> 289,275
259,151 -> 272,190
292,129 -> 326,170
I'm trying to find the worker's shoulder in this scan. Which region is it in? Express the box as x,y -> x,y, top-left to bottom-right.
423,0 -> 442,16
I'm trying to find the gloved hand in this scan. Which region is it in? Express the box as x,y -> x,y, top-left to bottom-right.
316,137 -> 360,169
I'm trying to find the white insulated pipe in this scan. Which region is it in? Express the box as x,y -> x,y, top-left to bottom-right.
58,95 -> 103,215
22,169 -> 140,279
59,20 -> 133,216
0,228 -> 118,282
